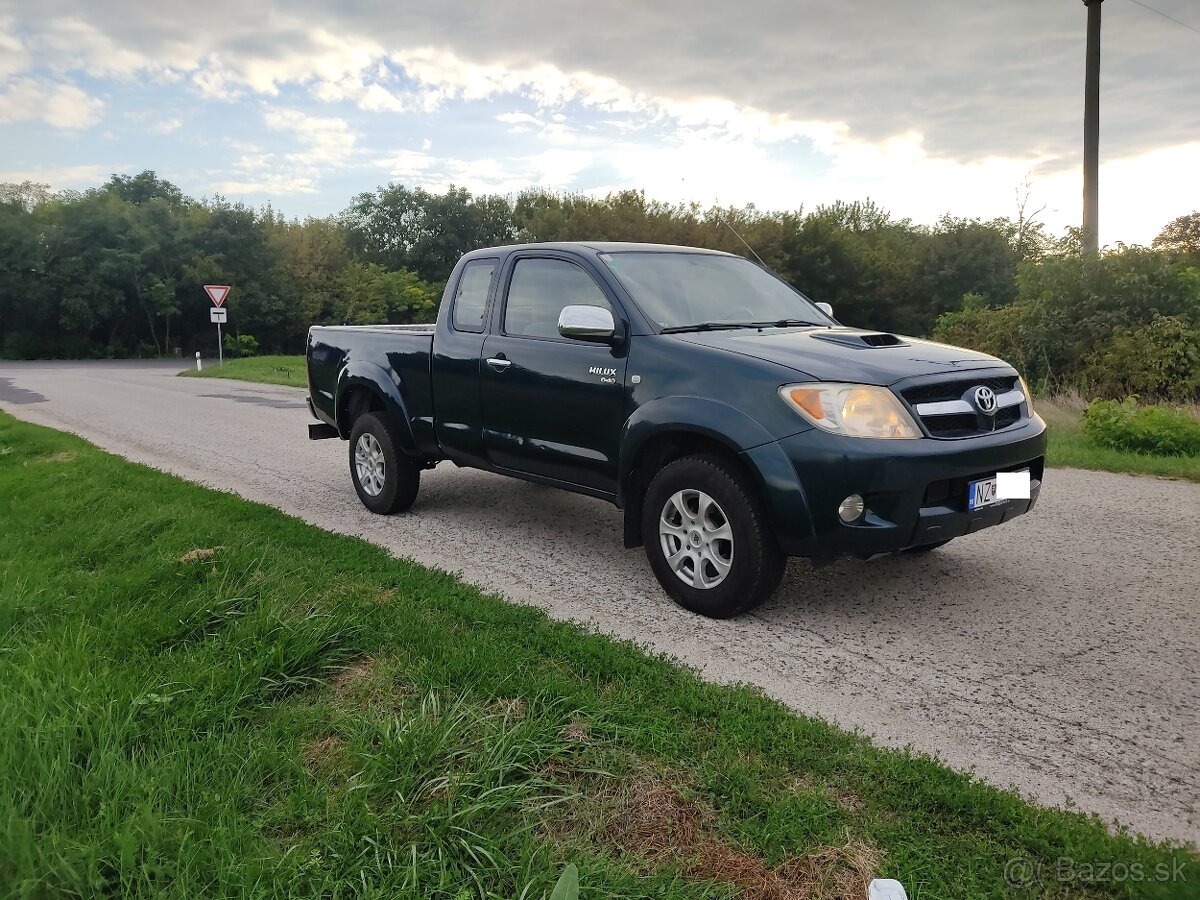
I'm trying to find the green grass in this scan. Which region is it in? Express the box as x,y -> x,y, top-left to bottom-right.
1,413 -> 1194,898
1040,398 -> 1200,483
180,354 -> 306,387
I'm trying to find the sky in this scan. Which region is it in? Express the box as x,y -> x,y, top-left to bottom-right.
1,0 -> 1198,246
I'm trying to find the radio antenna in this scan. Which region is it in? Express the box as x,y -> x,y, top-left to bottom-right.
718,212 -> 769,269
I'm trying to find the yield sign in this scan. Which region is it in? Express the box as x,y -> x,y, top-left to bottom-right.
204,284 -> 231,307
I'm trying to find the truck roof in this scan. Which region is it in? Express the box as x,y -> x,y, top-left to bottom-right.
462,241 -> 736,259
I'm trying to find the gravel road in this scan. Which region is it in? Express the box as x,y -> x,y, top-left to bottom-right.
2,360 -> 1197,845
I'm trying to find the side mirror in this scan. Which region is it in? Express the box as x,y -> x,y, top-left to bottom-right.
815,301 -> 834,318
558,305 -> 616,342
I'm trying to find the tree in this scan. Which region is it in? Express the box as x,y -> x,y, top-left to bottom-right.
342,184 -> 516,281
0,181 -> 54,213
331,262 -> 439,325
1152,212 -> 1200,261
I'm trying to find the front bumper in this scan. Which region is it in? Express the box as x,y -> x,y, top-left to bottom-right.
742,416 -> 1047,558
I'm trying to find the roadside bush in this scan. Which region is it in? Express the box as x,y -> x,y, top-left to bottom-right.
1084,315 -> 1200,403
932,296 -> 1038,375
936,248 -> 1200,400
222,333 -> 260,359
1082,397 -> 1200,457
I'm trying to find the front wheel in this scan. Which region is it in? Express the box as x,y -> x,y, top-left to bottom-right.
641,455 -> 785,618
348,412 -> 420,514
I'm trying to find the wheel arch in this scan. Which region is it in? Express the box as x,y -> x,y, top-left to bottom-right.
617,397 -> 782,549
335,361 -> 420,455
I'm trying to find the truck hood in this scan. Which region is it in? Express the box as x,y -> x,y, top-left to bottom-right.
672,326 -> 1012,384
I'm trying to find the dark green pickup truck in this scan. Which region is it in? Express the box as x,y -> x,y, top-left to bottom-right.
307,242 -> 1046,617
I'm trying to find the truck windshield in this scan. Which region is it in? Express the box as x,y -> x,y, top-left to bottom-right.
598,252 -> 830,332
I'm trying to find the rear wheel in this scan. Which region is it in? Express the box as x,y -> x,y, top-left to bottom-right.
642,454 -> 785,618
348,412 -> 420,514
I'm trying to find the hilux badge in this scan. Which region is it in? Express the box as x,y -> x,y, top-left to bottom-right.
973,386 -> 998,415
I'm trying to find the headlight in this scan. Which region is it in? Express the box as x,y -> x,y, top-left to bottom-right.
779,383 -> 921,439
1019,375 -> 1035,414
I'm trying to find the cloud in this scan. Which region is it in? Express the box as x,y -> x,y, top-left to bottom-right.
35,16 -> 157,79
0,163 -> 114,187
0,20 -> 31,79
9,0 -> 1195,161
374,144 -> 592,195
2,1 -> 1196,241
311,76 -> 422,113
150,117 -> 182,134
496,112 -> 544,127
263,107 -> 356,166
211,173 -> 318,195
0,78 -> 104,128
375,149 -> 437,181
208,107 -> 357,196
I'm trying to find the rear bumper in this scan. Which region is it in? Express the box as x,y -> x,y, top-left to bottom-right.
306,396 -> 340,440
743,416 -> 1048,557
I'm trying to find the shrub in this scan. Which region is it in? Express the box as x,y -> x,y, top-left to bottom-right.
1082,397 -> 1200,457
222,333 -> 260,359
932,298 -> 1037,375
1084,315 -> 1200,403
237,334 -> 260,356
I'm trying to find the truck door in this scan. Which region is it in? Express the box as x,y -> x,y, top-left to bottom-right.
480,254 -> 628,494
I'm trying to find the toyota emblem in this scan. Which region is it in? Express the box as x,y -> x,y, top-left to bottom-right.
973,386 -> 998,415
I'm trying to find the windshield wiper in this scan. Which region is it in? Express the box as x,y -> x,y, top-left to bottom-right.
751,319 -> 824,328
661,319 -> 824,334
659,322 -> 764,334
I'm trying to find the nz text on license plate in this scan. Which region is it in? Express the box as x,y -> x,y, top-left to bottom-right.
968,476 -> 1002,510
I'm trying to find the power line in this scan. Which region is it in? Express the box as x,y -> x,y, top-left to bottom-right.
1125,0 -> 1200,36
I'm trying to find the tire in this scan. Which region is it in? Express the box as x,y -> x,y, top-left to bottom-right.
641,454 -> 785,618
348,412 -> 420,514
904,539 -> 952,554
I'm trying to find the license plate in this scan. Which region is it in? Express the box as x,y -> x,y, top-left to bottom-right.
968,476 -> 1002,510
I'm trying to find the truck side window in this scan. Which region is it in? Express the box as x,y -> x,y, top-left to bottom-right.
504,258 -> 610,341
452,260 -> 497,333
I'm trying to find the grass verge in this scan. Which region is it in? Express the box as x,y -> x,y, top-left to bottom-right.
1,411 -> 1194,898
1039,396 -> 1200,483
179,354 -> 307,387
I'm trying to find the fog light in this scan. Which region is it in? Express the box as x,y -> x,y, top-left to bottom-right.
838,494 -> 865,523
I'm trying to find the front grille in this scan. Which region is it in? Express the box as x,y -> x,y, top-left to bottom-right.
901,376 -> 1016,406
921,405 -> 1021,438
900,375 -> 1024,439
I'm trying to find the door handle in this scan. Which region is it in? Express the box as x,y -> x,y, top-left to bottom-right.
486,356 -> 512,371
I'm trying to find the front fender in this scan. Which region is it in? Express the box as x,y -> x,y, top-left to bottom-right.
617,396 -> 815,550
335,360 -> 420,454
618,396 -> 777,497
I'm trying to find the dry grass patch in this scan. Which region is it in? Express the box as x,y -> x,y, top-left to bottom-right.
561,717 -> 590,743
35,451 -> 77,463
602,778 -> 712,860
178,547 -> 222,563
301,734 -> 350,777
325,655 -> 420,711
329,656 -> 377,697
788,774 -> 866,814
571,776 -> 883,900
488,697 -> 529,720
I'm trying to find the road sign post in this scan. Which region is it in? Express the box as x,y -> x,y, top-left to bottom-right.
204,285 -> 232,368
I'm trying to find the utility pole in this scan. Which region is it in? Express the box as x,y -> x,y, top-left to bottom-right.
1082,0 -> 1103,254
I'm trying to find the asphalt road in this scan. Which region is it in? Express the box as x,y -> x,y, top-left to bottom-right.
2,360 -> 1197,846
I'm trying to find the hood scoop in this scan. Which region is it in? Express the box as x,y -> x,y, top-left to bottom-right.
810,330 -> 907,349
